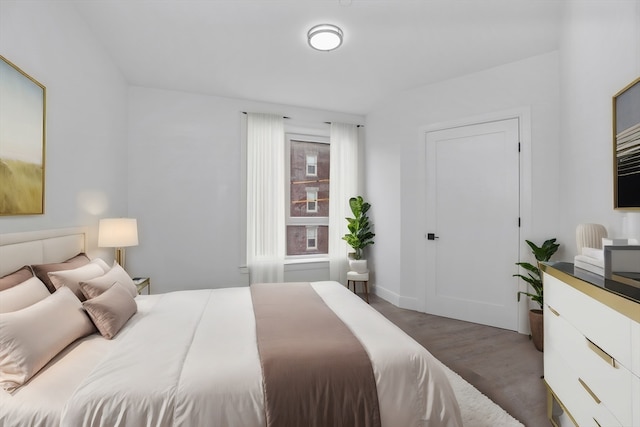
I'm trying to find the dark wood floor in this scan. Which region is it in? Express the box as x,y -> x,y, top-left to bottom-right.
366,293 -> 549,427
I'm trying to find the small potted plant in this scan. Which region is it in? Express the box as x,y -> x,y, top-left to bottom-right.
514,238 -> 560,351
342,196 -> 375,273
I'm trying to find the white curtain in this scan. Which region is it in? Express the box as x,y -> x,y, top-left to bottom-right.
246,113 -> 285,284
329,122 -> 359,284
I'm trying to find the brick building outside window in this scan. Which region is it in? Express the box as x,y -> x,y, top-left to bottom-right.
287,137 -> 329,256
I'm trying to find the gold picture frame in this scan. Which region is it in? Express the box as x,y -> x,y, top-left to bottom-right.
0,55 -> 46,215
613,76 -> 640,210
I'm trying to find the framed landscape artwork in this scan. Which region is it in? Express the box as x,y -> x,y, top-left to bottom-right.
0,55 -> 46,215
613,76 -> 640,210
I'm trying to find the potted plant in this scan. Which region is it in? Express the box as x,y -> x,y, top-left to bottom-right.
514,238 -> 560,351
342,196 -> 375,273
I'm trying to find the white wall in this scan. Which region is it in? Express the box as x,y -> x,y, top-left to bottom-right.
127,86 -> 363,293
558,0 -> 640,255
0,1 -> 128,257
366,52 -> 561,321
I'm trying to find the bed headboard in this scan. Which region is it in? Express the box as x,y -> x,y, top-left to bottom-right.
0,227 -> 88,277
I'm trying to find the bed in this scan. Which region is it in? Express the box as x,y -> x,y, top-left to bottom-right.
0,227 -> 463,427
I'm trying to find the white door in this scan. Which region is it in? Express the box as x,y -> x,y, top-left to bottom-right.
424,118 -> 520,330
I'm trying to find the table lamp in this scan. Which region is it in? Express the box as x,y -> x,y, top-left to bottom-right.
98,218 -> 138,269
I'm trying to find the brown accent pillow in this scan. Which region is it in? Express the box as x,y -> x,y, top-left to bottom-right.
31,254 -> 90,293
82,282 -> 137,340
0,266 -> 34,292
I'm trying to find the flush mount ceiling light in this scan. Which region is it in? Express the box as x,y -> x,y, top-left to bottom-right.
307,24 -> 343,51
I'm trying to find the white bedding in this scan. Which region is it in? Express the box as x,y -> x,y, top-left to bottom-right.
1,282 -> 462,427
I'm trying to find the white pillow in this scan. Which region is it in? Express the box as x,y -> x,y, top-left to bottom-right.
48,263 -> 105,301
0,277 -> 51,314
0,287 -> 96,392
79,262 -> 137,300
90,258 -> 111,274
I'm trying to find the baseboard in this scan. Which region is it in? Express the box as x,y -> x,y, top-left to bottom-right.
373,286 -> 424,311
373,285 -> 400,306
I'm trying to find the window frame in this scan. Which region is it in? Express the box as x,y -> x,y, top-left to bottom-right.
285,133 -> 330,260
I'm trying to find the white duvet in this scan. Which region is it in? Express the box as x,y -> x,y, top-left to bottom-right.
1,281 -> 462,427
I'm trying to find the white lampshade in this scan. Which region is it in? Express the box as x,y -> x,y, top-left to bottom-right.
307,24 -> 343,51
98,218 -> 139,248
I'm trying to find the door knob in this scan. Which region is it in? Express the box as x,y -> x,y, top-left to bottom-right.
427,233 -> 439,240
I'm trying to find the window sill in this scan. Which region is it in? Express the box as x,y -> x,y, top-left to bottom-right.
284,257 -> 329,265
238,257 -> 329,275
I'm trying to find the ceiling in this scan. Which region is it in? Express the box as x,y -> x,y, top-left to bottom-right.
72,0 -> 562,115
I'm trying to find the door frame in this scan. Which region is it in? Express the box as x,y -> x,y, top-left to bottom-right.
417,107 -> 532,334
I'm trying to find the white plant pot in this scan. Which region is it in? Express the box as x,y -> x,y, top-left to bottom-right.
349,259 -> 368,273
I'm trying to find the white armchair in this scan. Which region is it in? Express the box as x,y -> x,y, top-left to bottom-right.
576,223 -> 608,252
574,223 -> 608,275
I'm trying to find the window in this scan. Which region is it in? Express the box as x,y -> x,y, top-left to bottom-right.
306,154 -> 317,176
286,135 -> 329,257
306,227 -> 318,250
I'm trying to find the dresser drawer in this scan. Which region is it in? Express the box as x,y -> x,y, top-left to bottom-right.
545,304 -> 634,426
633,374 -> 640,427
544,273 -> 633,369
545,342 -> 623,427
633,321 -> 640,375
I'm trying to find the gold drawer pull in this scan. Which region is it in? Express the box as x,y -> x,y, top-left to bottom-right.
548,306 -> 560,316
578,378 -> 601,404
586,338 -> 616,368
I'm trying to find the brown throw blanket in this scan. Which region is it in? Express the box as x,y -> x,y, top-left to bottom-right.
251,282 -> 381,427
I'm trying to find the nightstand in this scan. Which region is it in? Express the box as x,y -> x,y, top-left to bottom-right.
133,277 -> 151,295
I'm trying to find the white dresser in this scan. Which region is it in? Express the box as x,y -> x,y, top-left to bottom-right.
542,263 -> 640,427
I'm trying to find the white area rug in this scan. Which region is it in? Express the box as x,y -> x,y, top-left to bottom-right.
437,360 -> 525,427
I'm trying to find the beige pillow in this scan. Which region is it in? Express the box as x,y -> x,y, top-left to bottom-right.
0,277 -> 51,314
32,254 -> 90,293
90,258 -> 111,274
79,263 -> 137,300
83,282 -> 137,340
0,287 -> 96,392
48,263 -> 105,301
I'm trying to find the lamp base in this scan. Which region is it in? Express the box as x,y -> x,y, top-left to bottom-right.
115,247 -> 126,269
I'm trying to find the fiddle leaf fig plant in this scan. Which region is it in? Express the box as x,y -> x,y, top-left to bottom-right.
514,238 -> 560,308
342,196 -> 375,260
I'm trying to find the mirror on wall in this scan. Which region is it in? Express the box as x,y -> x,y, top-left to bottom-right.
613,77 -> 640,210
